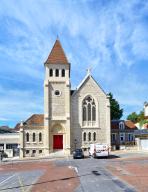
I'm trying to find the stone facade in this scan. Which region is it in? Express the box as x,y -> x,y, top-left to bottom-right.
71,75 -> 110,150
20,39 -> 111,158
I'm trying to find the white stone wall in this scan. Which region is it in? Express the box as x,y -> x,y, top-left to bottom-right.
44,63 -> 71,155
71,76 -> 110,150
21,127 -> 45,157
21,66 -> 110,157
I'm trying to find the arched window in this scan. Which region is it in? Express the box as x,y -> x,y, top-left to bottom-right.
119,122 -> 125,130
92,106 -> 96,121
26,133 -> 29,142
88,103 -> 91,121
88,132 -> 91,141
93,132 -> 96,141
39,133 -> 42,142
55,69 -> 59,77
49,69 -> 53,77
83,132 -> 86,141
33,133 -> 36,142
62,69 -> 65,77
82,96 -> 96,125
83,107 -> 87,121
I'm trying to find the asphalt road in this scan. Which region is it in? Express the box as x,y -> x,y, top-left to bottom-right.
0,152 -> 147,192
0,170 -> 44,192
56,157 -> 136,192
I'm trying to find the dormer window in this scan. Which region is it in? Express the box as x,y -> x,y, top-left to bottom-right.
119,122 -> 125,130
55,69 -> 59,77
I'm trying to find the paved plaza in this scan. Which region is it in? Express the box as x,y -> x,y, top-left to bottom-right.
0,152 -> 148,192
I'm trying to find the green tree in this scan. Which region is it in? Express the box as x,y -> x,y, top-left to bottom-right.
127,110 -> 144,123
139,119 -> 148,128
108,92 -> 123,120
127,112 -> 138,123
137,110 -> 144,122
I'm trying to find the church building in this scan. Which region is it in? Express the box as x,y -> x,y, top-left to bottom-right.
20,39 -> 111,158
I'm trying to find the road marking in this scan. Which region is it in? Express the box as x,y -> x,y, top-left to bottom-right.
68,166 -> 78,173
0,174 -> 16,185
18,175 -> 25,192
74,167 -> 78,173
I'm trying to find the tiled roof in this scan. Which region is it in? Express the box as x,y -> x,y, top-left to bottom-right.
124,120 -> 137,129
111,121 -> 119,129
111,120 -> 137,129
14,123 -> 21,131
25,114 -> 44,125
45,39 -> 69,65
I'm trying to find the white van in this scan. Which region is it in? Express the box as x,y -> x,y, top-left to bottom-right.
89,143 -> 109,157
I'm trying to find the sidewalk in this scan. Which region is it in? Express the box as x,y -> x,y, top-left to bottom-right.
0,154 -> 73,165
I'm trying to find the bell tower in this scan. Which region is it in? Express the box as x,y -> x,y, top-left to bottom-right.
44,39 -> 71,155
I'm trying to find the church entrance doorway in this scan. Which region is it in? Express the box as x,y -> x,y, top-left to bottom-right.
53,135 -> 63,149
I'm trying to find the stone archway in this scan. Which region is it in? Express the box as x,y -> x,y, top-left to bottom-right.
51,124 -> 65,150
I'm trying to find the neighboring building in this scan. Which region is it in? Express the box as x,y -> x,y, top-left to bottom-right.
20,114 -> 44,157
20,39 -> 111,158
111,120 -> 137,150
135,129 -> 148,150
0,126 -> 20,158
134,102 -> 148,150
135,102 -> 148,129
0,126 -> 14,133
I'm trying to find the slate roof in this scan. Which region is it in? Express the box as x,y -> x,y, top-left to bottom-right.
0,126 -> 15,133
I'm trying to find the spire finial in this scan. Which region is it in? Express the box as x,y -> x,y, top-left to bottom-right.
20,120 -> 24,127
86,67 -> 92,75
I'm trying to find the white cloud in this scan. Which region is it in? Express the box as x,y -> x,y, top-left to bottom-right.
0,0 -> 147,124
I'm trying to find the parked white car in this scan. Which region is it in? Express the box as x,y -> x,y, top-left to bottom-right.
89,143 -> 109,157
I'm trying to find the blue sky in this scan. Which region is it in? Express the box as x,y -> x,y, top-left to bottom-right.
0,0 -> 148,127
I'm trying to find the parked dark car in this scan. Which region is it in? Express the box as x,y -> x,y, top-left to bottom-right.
73,149 -> 84,159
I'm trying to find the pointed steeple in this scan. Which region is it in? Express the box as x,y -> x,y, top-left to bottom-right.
45,39 -> 69,65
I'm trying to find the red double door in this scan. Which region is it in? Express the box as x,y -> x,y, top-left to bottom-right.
53,135 -> 63,149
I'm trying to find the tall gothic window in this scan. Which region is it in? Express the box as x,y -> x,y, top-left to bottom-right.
88,103 -> 91,121
82,96 -> 96,125
33,133 -> 36,142
83,107 -> 86,121
26,133 -> 29,142
92,106 -> 96,121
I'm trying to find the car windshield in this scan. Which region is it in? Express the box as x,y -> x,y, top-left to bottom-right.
75,149 -> 82,152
